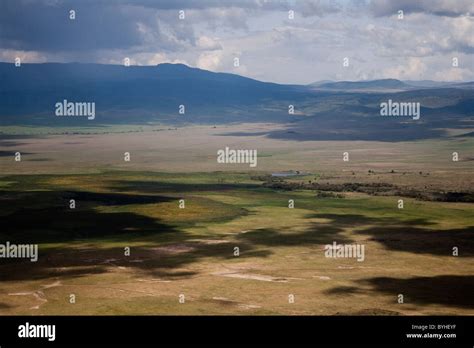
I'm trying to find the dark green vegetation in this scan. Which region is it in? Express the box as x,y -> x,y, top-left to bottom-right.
263,179 -> 474,202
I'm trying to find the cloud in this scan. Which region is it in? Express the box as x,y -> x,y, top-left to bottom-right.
382,57 -> 427,80
0,49 -> 47,64
297,0 -> 342,17
448,15 -> 474,52
0,0 -> 198,53
196,36 -> 222,50
370,0 -> 474,17
0,1 -> 147,51
433,66 -> 473,81
196,50 -> 223,70
0,0 -> 343,53
127,0 -> 340,15
0,0 -> 472,83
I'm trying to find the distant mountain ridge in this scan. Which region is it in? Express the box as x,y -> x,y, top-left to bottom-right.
0,62 -> 473,141
309,78 -> 474,91
312,78 -> 410,90
0,62 -> 309,124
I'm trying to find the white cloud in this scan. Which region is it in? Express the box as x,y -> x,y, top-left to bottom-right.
448,15 -> 474,49
382,57 -> 427,80
196,36 -> 222,50
434,67 -> 472,81
196,50 -> 223,70
0,49 -> 47,63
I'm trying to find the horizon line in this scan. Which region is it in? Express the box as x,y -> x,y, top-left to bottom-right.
1,60 -> 472,85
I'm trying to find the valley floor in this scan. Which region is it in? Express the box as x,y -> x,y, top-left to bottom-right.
0,171 -> 473,315
0,124 -> 473,315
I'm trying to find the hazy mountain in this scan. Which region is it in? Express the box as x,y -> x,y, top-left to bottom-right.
447,81 -> 474,89
307,80 -> 334,87
403,80 -> 451,88
0,62 -> 473,141
312,79 -> 411,91
403,80 -> 474,89
311,79 -> 474,90
0,62 -> 309,124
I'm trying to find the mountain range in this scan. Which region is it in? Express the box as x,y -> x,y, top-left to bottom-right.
309,79 -> 474,91
0,62 -> 473,141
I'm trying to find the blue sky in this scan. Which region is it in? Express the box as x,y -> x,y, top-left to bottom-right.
0,0 -> 472,83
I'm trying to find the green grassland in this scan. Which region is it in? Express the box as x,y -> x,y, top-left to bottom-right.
0,124 -> 168,136
0,171 -> 473,315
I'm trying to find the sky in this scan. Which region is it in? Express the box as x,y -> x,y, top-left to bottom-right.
0,0 -> 473,84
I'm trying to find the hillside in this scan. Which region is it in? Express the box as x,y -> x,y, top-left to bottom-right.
0,62 -> 473,141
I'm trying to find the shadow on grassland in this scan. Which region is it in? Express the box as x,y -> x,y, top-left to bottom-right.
1,190 -> 178,243
0,188 -> 270,282
235,225 -> 353,247
0,302 -> 13,309
325,275 -> 474,308
233,212 -> 474,309
308,213 -> 473,257
0,151 -> 34,157
222,211 -> 473,258
107,180 -> 260,194
0,238 -> 272,282
309,213 -> 474,308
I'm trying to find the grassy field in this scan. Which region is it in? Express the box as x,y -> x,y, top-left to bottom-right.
0,169 -> 473,315
1,123 -> 473,182
0,124 -> 473,315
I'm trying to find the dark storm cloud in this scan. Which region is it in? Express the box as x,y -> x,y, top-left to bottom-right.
0,0 -> 147,51
0,0 -> 198,52
0,0 -> 341,53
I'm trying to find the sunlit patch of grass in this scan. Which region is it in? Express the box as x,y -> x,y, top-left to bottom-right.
95,196 -> 246,225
